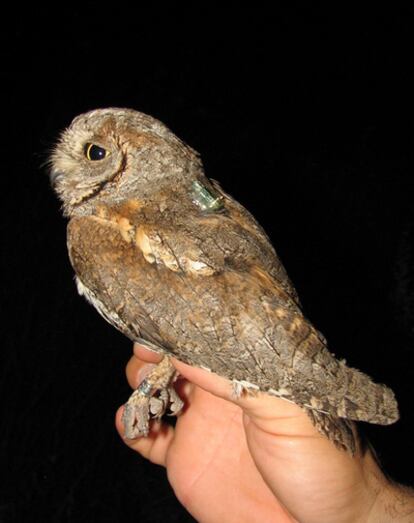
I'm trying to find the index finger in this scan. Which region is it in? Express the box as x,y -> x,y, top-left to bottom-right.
133,342 -> 163,363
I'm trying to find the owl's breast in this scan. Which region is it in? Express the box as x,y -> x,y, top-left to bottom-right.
75,276 -> 136,339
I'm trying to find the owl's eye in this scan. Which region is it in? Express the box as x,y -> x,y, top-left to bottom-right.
84,143 -> 109,161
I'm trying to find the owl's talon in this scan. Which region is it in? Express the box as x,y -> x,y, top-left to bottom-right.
167,386 -> 184,416
121,356 -> 183,439
149,393 -> 167,417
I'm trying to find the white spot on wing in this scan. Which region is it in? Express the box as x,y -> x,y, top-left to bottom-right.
231,379 -> 260,399
75,276 -> 129,333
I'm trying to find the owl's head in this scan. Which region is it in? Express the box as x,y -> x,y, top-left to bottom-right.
50,108 -> 203,216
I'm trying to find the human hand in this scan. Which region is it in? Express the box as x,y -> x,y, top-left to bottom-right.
116,344 -> 414,523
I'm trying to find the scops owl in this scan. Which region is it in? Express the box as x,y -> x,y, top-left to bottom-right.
50,108 -> 399,453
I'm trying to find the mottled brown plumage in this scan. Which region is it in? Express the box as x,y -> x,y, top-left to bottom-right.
50,108 -> 399,453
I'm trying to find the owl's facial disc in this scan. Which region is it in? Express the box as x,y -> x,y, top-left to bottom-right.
51,142 -> 112,186
50,123 -> 128,214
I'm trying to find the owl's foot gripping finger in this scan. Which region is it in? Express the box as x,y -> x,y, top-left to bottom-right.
122,356 -> 183,439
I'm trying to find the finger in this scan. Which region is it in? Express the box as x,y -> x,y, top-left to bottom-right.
171,357 -> 314,432
171,357 -> 234,399
115,406 -> 175,466
125,356 -> 158,389
133,342 -> 163,363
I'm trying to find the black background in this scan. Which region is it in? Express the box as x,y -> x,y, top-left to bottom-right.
1,6 -> 413,522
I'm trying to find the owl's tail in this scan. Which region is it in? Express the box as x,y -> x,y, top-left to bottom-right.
303,361 -> 399,454
305,363 -> 399,454
286,318 -> 400,427
332,362 -> 399,426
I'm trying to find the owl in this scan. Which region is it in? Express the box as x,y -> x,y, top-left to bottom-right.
50,108 -> 399,454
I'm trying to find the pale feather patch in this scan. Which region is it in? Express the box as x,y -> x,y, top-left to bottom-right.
135,227 -> 181,270
268,387 -> 330,412
184,259 -> 215,276
268,387 -> 292,397
75,277 -> 129,332
117,217 -> 134,243
275,308 -> 288,319
156,248 -> 180,272
76,276 -> 87,296
268,388 -> 297,405
135,227 -> 215,275
289,316 -> 303,332
126,199 -> 142,212
135,226 -> 156,264
231,379 -> 260,399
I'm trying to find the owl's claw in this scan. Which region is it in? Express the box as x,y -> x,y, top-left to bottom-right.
121,356 -> 183,439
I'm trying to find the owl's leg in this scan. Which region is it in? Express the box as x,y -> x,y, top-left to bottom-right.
122,356 -> 183,439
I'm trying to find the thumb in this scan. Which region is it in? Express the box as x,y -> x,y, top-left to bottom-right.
170,356 -> 318,437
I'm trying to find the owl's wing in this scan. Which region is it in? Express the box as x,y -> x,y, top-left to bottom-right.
67,211 -> 398,432
67,208 -> 301,370
210,178 -> 300,304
